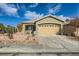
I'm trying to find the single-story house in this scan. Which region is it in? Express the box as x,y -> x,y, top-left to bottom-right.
17,14 -> 64,36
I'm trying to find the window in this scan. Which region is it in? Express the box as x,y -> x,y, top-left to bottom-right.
28,26 -> 32,30
25,25 -> 32,30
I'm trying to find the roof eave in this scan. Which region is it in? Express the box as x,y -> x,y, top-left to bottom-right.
35,14 -> 64,23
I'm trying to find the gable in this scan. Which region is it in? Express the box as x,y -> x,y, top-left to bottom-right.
36,16 -> 64,25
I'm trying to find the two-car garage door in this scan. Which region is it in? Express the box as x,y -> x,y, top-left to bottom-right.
37,23 -> 61,36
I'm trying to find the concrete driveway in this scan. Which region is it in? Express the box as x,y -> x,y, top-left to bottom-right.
37,35 -> 79,52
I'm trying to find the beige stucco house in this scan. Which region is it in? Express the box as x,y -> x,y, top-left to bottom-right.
17,14 -> 64,36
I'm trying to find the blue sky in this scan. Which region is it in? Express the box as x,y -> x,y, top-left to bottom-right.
0,3 -> 78,26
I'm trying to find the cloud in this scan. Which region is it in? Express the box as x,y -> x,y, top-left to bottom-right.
24,11 -> 44,20
0,4 -> 19,17
48,4 -> 62,14
29,3 -> 38,8
58,15 -> 73,20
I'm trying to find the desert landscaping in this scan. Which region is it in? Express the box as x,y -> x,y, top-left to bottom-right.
0,32 -> 38,46
0,32 -> 79,56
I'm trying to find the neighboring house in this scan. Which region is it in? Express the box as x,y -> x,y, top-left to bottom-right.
17,14 -> 64,36
63,18 -> 79,37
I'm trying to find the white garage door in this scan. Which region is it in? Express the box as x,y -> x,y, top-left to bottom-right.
37,23 -> 61,36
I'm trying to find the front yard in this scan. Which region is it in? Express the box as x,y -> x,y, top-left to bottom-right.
0,33 -> 79,55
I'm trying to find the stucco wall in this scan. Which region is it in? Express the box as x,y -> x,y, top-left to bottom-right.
74,28 -> 79,36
